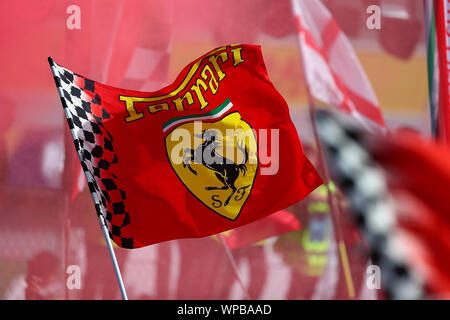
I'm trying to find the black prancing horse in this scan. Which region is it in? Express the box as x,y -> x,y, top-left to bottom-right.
182,129 -> 249,207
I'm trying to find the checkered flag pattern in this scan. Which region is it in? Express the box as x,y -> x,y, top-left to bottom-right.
314,109 -> 425,299
49,58 -> 134,248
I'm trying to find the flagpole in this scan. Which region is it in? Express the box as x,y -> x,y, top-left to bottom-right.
62,112 -> 76,300
307,94 -> 356,300
63,194 -> 70,300
217,234 -> 251,300
98,214 -> 128,300
289,0 -> 356,299
49,57 -> 128,300
307,98 -> 356,299
62,126 -> 71,300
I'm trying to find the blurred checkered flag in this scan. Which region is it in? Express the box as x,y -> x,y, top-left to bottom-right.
314,109 -> 425,299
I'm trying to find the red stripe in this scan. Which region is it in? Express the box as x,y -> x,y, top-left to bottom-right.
335,77 -> 386,126
295,16 -> 303,32
321,19 -> 340,59
435,0 -> 450,144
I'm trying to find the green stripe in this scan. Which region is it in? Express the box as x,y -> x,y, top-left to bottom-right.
162,98 -> 231,129
427,3 -> 438,136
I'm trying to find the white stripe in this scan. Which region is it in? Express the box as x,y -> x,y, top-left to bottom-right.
290,0 -> 301,16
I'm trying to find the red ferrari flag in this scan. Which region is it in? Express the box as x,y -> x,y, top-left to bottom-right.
49,45 -> 322,248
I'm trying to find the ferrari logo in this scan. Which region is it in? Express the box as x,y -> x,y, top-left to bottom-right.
165,99 -> 258,220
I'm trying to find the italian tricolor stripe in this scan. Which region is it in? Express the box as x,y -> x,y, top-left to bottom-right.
162,98 -> 233,132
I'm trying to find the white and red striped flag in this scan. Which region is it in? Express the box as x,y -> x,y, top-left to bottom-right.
290,0 -> 386,132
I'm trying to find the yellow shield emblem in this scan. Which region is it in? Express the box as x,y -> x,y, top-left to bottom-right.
164,102 -> 258,220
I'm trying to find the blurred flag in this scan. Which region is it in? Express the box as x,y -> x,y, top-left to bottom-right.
316,109 -> 450,299
63,0 -> 174,201
63,127 -> 85,201
8,129 -> 64,189
220,210 -> 301,249
371,130 -> 450,299
434,0 -> 450,145
425,0 -> 439,137
378,1 -> 422,60
90,0 -> 173,89
49,45 -> 322,249
118,1 -> 173,91
290,0 -> 386,132
0,96 -> 14,185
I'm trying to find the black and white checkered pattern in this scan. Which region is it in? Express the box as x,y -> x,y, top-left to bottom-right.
314,109 -> 425,299
49,58 -> 134,248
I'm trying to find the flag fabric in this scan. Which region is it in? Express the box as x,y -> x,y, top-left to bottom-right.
220,210 -> 301,250
434,0 -> 450,145
49,44 -> 322,249
316,108 -> 450,299
290,0 -> 386,131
